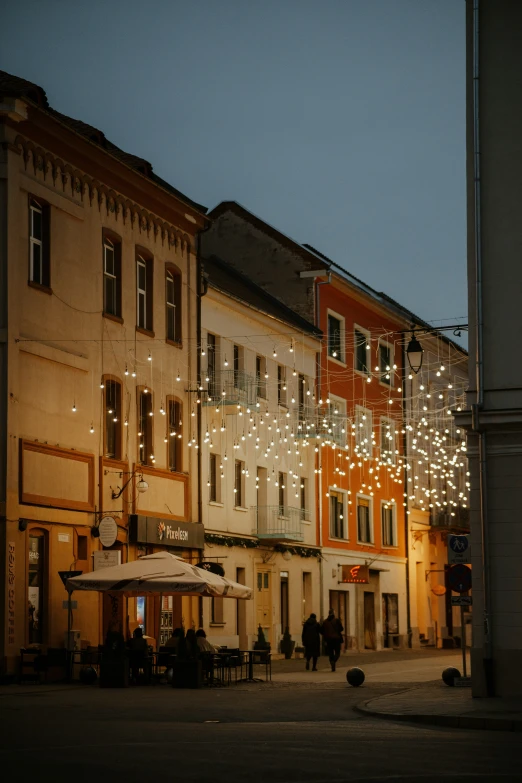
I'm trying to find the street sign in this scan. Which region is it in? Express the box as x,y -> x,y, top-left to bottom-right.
58,570 -> 82,587
448,534 -> 471,565
451,595 -> 473,606
448,564 -> 472,593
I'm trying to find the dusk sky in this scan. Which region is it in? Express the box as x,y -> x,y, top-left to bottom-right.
2,0 -> 467,329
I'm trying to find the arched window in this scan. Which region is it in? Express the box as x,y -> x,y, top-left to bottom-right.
167,396 -> 182,472
166,264 -> 182,344
137,387 -> 154,465
103,378 -> 122,460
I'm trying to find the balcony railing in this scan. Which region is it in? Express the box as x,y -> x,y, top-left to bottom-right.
431,507 -> 470,531
252,505 -> 309,542
203,369 -> 257,407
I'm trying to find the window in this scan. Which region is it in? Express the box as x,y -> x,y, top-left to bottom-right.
354,328 -> 369,374
327,313 -> 344,361
104,379 -> 122,459
328,396 -> 347,446
77,535 -> 88,563
278,472 -> 287,511
29,198 -> 50,287
136,252 -> 153,332
277,365 -> 287,405
233,344 -> 243,388
357,496 -> 373,543
380,417 -> 396,464
207,333 -> 218,398
166,266 -> 182,343
28,532 -> 46,644
138,388 -> 154,465
102,232 -> 122,317
300,478 -> 307,520
382,503 -> 397,547
167,397 -> 182,472
209,453 -> 221,503
298,373 -> 306,417
379,341 -> 393,385
234,460 -> 244,507
355,406 -> 373,457
211,596 -> 224,624
256,355 -> 267,398
329,490 -> 346,539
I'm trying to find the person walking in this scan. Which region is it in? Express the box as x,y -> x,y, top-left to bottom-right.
302,613 -> 321,671
321,609 -> 344,672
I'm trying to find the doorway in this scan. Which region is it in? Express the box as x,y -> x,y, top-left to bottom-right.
364,591 -> 376,649
236,567 -> 247,649
329,589 -> 349,646
280,573 -> 289,632
382,593 -> 399,648
256,568 -> 272,644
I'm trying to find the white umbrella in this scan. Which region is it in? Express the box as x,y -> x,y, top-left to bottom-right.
66,551 -> 251,599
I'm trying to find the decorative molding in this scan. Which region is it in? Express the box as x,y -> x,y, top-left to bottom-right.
20,439 -> 95,512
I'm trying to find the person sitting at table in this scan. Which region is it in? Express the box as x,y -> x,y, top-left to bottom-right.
165,627 -> 182,651
128,627 -> 150,684
196,629 -> 220,653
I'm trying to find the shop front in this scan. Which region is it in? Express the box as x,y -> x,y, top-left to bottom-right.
128,515 -> 204,644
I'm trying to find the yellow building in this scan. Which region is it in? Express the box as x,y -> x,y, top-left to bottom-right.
0,71 -> 207,676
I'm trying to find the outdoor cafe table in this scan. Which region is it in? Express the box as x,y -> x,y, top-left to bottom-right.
241,650 -> 271,682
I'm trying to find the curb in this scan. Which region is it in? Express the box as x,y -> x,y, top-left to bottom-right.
355,695 -> 522,733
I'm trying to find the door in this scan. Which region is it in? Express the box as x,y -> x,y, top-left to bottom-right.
364,591 -> 376,649
329,589 -> 349,646
256,568 -> 272,644
236,567 -> 248,649
280,574 -> 289,632
382,593 -> 399,648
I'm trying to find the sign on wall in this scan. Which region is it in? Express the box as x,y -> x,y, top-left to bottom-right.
7,542 -> 15,647
98,516 -> 118,548
341,564 -> 370,584
129,514 -> 205,550
448,535 -> 471,565
93,550 -> 122,570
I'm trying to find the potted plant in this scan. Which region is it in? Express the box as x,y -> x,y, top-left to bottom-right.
280,627 -> 295,659
253,625 -> 271,652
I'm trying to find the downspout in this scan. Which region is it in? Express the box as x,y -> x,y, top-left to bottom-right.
315,274 -> 331,621
196,227 -> 209,541
401,341 -> 412,647
471,0 -> 493,695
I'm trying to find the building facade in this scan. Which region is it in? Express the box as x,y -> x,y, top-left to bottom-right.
0,72 -> 207,675
200,255 -> 322,651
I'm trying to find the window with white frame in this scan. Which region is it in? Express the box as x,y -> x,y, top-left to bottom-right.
29,197 -> 50,287
380,416 -> 396,464
355,405 -> 373,457
357,495 -> 373,543
277,471 -> 287,511
256,355 -> 267,399
136,254 -> 153,332
277,364 -> 287,405
379,341 -> 393,386
354,327 -> 370,374
300,477 -> 308,520
328,396 -> 347,446
207,333 -> 218,398
103,237 -> 121,317
329,490 -> 347,539
327,312 -> 344,362
234,459 -> 245,507
166,265 -> 182,343
381,502 -> 397,547
209,453 -> 221,503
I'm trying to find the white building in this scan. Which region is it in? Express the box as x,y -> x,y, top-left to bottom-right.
200,255 -> 322,652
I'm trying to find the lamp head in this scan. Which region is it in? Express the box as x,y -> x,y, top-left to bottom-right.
136,478 -> 149,494
406,335 -> 424,374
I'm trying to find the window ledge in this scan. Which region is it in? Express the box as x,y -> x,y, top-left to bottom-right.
136,326 -> 155,338
209,623 -> 225,628
166,338 -> 183,349
327,355 -> 346,368
233,506 -> 249,513
208,501 -> 224,508
28,280 -> 52,295
354,368 -> 370,379
357,541 -> 375,547
103,312 -> 124,325
329,536 -> 349,542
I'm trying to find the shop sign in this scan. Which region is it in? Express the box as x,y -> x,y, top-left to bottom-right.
93,550 -> 121,570
341,564 -> 370,584
129,514 -> 204,549
7,542 -> 15,647
98,516 -> 118,548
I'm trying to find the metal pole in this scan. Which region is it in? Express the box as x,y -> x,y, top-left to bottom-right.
66,588 -> 73,682
461,605 -> 467,678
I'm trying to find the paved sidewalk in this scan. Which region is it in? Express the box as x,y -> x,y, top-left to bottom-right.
356,681 -> 522,732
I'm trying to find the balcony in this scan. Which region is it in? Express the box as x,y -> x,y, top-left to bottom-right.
203,369 -> 257,407
431,507 -> 470,531
252,505 -> 309,542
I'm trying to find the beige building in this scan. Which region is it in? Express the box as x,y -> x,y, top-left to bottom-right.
200,255 -> 322,651
0,72 -> 208,676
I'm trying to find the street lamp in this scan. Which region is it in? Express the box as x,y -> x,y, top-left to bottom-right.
111,471 -> 149,499
406,334 -> 424,374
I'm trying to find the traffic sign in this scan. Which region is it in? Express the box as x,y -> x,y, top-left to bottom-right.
448,534 -> 471,565
448,564 -> 472,593
451,595 -> 472,606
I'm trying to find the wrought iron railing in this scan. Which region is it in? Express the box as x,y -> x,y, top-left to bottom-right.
252,505 -> 309,542
203,369 -> 257,407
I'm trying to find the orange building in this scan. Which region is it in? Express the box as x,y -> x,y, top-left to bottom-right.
314,266 -> 407,650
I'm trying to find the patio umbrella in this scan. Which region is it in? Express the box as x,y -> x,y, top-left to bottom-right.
66,551 -> 252,599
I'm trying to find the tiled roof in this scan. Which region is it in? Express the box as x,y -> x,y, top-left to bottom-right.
0,70 -> 207,214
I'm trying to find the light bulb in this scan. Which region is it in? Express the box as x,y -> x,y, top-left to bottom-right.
125,366 -> 129,376
148,353 -> 152,362
176,372 -> 181,382
132,370 -> 136,378
89,423 -> 94,434
72,403 -> 77,412
100,383 -> 104,389
224,357 -> 229,367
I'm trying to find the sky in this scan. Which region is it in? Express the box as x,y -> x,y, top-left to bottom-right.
1,0 -> 467,330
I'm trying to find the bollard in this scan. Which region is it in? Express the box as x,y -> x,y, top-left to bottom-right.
346,667 -> 365,687
442,666 -> 461,686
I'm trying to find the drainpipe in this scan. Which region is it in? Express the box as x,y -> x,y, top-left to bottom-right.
315,274 -> 331,621
471,0 -> 493,695
196,227 -> 209,537
401,341 -> 412,647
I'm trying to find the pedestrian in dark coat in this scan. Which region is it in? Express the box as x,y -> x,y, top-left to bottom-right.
302,613 -> 321,671
321,609 -> 344,671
